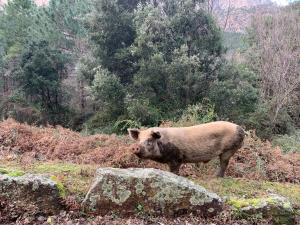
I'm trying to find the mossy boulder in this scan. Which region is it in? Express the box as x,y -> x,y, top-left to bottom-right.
0,173 -> 63,216
227,194 -> 296,225
82,168 -> 222,216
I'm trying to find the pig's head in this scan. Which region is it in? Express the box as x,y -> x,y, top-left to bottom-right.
128,128 -> 162,160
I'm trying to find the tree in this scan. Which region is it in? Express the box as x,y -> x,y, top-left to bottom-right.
167,45 -> 206,109
0,0 -> 36,50
131,1 -> 223,119
133,1 -> 223,60
28,0 -> 92,54
0,0 -> 36,96
86,0 -> 138,83
18,40 -> 69,123
209,63 -> 259,123
27,0 -> 94,119
91,67 -> 125,117
132,53 -> 168,110
247,5 -> 300,133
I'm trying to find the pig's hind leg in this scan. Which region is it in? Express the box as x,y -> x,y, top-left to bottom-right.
217,126 -> 245,177
216,151 -> 233,177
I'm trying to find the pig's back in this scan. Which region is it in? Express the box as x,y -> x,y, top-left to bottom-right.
155,121 -> 241,162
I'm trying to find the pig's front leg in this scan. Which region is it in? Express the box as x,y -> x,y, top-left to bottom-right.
168,161 -> 181,175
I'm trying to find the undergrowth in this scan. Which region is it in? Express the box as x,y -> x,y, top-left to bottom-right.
272,129 -> 300,154
0,119 -> 299,184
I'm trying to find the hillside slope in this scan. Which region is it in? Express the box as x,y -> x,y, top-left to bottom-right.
0,0 -> 277,32
0,119 -> 299,224
213,0 -> 277,32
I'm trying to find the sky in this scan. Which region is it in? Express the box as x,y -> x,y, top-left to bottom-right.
272,0 -> 289,5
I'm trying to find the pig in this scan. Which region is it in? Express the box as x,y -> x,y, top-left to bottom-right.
128,121 -> 245,177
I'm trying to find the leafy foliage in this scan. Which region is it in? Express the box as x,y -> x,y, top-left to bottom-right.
91,67 -> 125,117
272,129 -> 300,154
125,97 -> 161,126
18,40 -> 70,124
113,119 -> 141,135
0,0 -> 298,140
86,0 -> 138,83
210,63 -> 259,123
174,99 -> 217,127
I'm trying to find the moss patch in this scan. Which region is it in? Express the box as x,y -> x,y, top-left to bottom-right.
0,167 -> 25,177
32,163 -> 83,174
7,170 -> 25,177
0,161 -> 97,197
0,168 -> 9,174
228,198 -> 264,209
1,160 -> 299,209
50,175 -> 66,198
227,196 -> 292,210
227,196 -> 295,225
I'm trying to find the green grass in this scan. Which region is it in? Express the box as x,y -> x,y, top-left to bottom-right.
1,161 -> 300,208
0,167 -> 25,177
0,161 -> 97,197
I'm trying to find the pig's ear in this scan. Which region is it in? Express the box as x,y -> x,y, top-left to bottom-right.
128,128 -> 140,140
151,131 -> 161,139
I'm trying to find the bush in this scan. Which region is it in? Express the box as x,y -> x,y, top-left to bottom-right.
91,67 -> 125,118
125,97 -> 161,126
210,64 -> 259,124
0,92 -> 42,125
246,103 -> 295,139
84,110 -> 116,134
113,119 -> 141,135
43,106 -> 77,128
272,130 -> 300,154
174,99 -> 217,127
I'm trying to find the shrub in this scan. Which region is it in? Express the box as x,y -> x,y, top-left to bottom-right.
210,63 -> 259,124
272,129 -> 300,154
91,67 -> 125,118
0,92 -> 42,125
174,99 -> 217,127
125,97 -> 161,126
113,119 -> 141,135
246,103 -> 295,139
84,110 -> 116,134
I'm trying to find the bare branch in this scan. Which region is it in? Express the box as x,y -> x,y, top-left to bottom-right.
248,7 -> 300,124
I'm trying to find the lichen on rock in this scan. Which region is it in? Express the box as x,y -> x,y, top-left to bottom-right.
82,168 -> 223,216
0,173 -> 63,215
227,194 -> 295,225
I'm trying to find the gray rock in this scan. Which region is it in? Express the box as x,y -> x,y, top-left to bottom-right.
227,194 -> 296,225
82,168 -> 222,216
0,173 -> 63,215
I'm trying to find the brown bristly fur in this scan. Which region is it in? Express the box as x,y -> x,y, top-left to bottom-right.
129,121 -> 246,177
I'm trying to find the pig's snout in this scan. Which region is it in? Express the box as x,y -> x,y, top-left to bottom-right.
132,145 -> 141,154
131,144 -> 143,158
